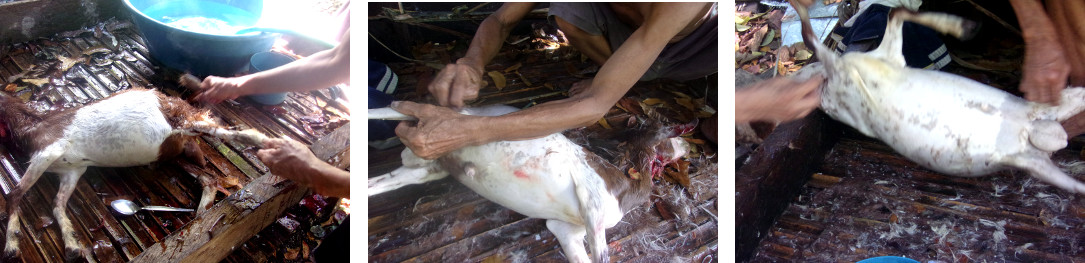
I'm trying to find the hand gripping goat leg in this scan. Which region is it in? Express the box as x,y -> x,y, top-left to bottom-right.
368,104 -> 691,263
0,89 -> 269,260
791,1 -> 1085,193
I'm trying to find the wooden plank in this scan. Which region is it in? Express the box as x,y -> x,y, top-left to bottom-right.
735,111 -> 841,262
130,124 -> 349,262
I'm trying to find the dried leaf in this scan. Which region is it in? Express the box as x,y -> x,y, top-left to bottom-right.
664,159 -> 692,188
598,118 -> 612,129
668,90 -> 693,99
516,71 -> 533,86
736,12 -> 766,26
81,46 -> 111,56
487,71 -> 507,90
503,62 -> 522,73
674,97 -> 697,110
20,78 -> 49,87
737,52 -> 764,64
564,62 -> 585,78
221,176 -> 241,189
778,46 -> 792,62
627,167 -> 641,180
284,247 -> 300,260
4,83 -> 19,92
683,137 -> 706,145
544,82 -> 555,90
57,55 -> 83,72
654,198 -> 675,220
616,97 -> 644,115
795,49 -> 813,61
642,98 -> 665,106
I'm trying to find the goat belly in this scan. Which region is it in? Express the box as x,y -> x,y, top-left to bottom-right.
55,91 -> 174,168
443,134 -> 622,226
822,63 -> 1042,176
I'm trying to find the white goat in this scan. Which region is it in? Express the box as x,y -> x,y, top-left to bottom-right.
369,104 -> 692,263
793,1 -> 1085,193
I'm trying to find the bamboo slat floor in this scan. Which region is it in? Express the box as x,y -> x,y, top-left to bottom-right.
0,19 -> 349,263
367,41 -> 719,262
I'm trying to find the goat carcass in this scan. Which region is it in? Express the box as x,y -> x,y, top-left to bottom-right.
794,3 -> 1085,193
368,104 -> 691,263
0,88 -> 268,260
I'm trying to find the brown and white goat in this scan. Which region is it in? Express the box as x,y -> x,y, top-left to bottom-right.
369,104 -> 693,263
0,88 -> 268,260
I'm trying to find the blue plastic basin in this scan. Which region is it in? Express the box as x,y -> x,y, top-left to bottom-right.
246,51 -> 294,105
123,0 -> 279,77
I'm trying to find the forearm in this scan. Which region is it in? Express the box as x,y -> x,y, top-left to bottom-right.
240,40 -> 350,94
474,96 -> 612,143
1010,0 -> 1059,42
735,89 -> 761,123
310,163 -> 350,198
458,3 -> 535,70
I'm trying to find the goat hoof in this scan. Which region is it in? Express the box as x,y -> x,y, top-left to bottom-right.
64,247 -> 86,262
2,248 -> 19,262
959,19 -> 981,41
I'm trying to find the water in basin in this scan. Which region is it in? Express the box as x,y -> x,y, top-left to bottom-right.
141,0 -> 260,35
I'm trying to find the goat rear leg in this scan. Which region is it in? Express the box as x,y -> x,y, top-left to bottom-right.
53,167 -> 89,261
196,175 -> 217,213
183,122 -> 270,147
546,220 -> 590,263
3,147 -> 63,260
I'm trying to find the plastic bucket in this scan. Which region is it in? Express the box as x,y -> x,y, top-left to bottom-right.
123,0 -> 280,77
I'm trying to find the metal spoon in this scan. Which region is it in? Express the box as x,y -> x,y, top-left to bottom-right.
110,199 -> 194,216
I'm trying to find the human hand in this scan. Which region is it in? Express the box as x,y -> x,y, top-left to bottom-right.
194,75 -> 252,104
391,101 -> 480,159
788,0 -> 815,8
736,75 -> 824,123
1020,33 -> 1071,105
429,59 -> 484,108
257,138 -> 323,187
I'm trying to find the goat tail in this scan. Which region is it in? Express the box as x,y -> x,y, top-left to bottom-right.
569,168 -> 610,263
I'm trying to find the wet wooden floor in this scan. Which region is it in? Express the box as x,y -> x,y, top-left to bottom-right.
367,46 -> 719,262
0,20 -> 349,262
750,130 -> 1085,262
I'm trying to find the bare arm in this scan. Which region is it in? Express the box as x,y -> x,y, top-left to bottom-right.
430,3 -> 537,107
1009,0 -> 1070,104
397,3 -> 708,159
196,31 -> 352,103
735,75 -> 823,123
257,138 -> 350,198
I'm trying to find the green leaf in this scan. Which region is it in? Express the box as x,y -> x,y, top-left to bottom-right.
761,29 -> 776,47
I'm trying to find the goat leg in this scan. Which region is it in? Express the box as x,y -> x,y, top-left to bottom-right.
53,167 -> 88,261
182,121 -> 270,147
3,145 -> 64,259
546,220 -> 591,263
196,175 -> 218,213
570,166 -> 609,263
